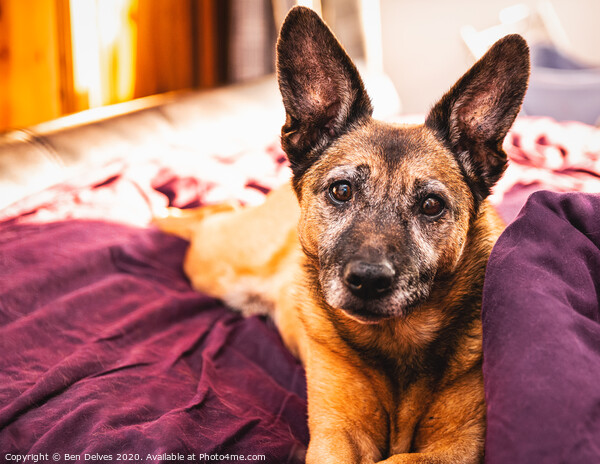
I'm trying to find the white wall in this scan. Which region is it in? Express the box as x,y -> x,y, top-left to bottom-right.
379,0 -> 600,114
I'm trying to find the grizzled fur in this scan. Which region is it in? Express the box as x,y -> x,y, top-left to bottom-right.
275,7 -> 529,464
277,7 -> 529,327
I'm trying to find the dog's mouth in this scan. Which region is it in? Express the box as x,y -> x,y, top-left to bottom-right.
321,269 -> 433,324
337,289 -> 425,324
338,305 -> 394,325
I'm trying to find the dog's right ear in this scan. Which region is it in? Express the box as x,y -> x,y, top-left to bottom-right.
277,6 -> 372,176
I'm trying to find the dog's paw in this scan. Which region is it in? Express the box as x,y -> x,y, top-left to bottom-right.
152,202 -> 240,239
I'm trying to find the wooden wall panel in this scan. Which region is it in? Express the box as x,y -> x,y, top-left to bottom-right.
97,0 -> 138,106
194,0 -> 229,88
55,0 -> 77,115
134,0 -> 195,98
69,0 -> 139,110
0,0 -> 61,130
0,0 -> 237,132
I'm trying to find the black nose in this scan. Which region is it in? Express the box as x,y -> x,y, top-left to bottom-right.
343,259 -> 395,299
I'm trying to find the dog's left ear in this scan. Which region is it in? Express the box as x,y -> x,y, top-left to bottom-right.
276,6 -> 373,176
426,34 -> 530,202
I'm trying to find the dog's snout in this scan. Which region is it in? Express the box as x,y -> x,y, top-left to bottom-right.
343,259 -> 395,299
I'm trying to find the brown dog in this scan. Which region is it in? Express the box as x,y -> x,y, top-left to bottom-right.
156,7 -> 529,463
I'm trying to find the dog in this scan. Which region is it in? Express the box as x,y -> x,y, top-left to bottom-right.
155,6 -> 529,463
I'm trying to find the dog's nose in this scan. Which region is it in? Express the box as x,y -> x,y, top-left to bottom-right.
343,259 -> 395,299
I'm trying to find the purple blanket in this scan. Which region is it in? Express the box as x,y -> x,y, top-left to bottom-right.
0,159 -> 307,463
483,191 -> 600,463
1,117 -> 599,463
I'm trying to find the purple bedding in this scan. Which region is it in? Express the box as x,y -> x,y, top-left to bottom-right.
482,191 -> 600,463
0,223 -> 306,461
1,116 -> 599,463
0,158 -> 307,463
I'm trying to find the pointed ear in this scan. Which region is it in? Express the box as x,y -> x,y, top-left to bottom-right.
276,6 -> 373,175
426,34 -> 530,201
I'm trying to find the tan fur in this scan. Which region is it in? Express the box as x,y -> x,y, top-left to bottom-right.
155,8 -> 528,463
155,149 -> 504,464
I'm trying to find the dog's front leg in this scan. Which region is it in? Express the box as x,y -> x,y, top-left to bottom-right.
376,448 -> 481,464
304,342 -> 390,464
376,368 -> 485,464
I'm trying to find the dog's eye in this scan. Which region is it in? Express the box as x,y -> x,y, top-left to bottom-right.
329,181 -> 353,203
420,196 -> 445,217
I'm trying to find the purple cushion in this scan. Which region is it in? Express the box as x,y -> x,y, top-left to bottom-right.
482,191 -> 600,463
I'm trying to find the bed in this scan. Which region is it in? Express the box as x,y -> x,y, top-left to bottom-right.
1,78 -> 599,463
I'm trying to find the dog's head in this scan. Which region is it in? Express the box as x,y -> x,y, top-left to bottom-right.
277,7 -> 529,324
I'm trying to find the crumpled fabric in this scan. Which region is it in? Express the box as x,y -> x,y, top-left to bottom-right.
483,191 -> 600,464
